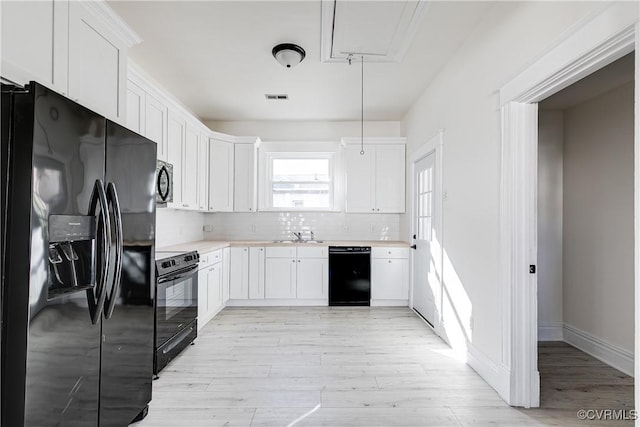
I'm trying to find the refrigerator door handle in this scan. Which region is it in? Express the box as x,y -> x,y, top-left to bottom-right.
104,182 -> 123,320
87,179 -> 112,325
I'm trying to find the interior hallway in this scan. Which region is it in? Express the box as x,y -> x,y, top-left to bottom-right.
137,308 -> 631,426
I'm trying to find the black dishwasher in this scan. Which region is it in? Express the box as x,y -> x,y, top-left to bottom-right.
329,246 -> 371,306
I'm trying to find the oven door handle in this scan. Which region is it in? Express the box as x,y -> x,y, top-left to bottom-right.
158,265 -> 199,284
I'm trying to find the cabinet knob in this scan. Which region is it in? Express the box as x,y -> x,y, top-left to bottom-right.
371,208 -> 375,211
388,260 -> 392,263
297,260 -> 301,263
376,208 -> 380,211
292,260 -> 295,263
249,208 -> 252,211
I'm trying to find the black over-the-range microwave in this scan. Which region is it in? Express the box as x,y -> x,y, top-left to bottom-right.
156,160 -> 173,207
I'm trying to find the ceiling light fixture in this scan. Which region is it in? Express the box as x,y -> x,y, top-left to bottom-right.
272,43 -> 306,68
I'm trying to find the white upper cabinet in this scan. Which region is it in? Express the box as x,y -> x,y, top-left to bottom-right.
197,133 -> 210,211
126,82 -> 145,134
167,110 -> 185,207
145,94 -> 168,160
1,0 -> 68,93
67,1 -> 131,123
234,140 -> 260,212
344,147 -> 375,213
375,144 -> 406,213
2,0 -> 139,124
343,138 -> 406,213
182,123 -> 199,209
209,139 -> 235,212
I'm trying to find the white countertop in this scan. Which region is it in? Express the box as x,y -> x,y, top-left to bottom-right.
156,239 -> 410,255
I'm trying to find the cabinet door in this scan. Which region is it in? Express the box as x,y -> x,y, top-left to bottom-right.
265,258 -> 296,299
207,264 -> 222,317
209,140 -> 234,212
248,247 -> 265,299
197,134 -> 209,211
167,111 -> 184,206
126,82 -> 145,134
371,258 -> 409,300
375,145 -> 405,213
1,0 -> 67,93
145,94 -> 168,161
345,145 -> 375,213
197,268 -> 208,331
296,258 -> 328,300
229,247 -> 249,299
234,144 -> 256,212
182,124 -> 199,209
68,1 -> 126,122
222,247 -> 231,303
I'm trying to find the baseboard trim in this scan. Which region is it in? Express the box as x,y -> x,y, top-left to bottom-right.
466,344 -> 512,405
371,299 -> 408,307
563,323 -> 634,377
226,299 -> 328,307
538,321 -> 564,341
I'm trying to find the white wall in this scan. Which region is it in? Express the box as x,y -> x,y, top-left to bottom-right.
563,81 -> 634,353
156,209 -> 204,248
537,110 -> 564,339
400,1 -> 603,365
206,120 -> 401,141
203,212 -> 400,241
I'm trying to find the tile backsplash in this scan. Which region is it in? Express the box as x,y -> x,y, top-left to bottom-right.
203,212 -> 401,241
156,209 -> 205,248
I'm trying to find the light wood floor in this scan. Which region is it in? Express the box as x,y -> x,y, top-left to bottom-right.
134,308 -> 632,426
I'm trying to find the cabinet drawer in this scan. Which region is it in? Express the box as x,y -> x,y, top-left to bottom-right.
266,246 -> 296,258
296,246 -> 327,258
199,249 -> 222,268
371,247 -> 409,259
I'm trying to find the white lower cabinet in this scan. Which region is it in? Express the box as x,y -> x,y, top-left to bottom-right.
249,247 -> 266,299
197,250 -> 225,330
265,257 -> 297,299
230,245 -> 407,306
222,247 -> 230,303
265,246 -> 327,301
371,247 -> 410,304
297,257 -> 328,300
229,247 -> 249,299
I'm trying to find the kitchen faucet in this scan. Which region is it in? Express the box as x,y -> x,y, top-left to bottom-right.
310,231 -> 315,241
292,231 -> 303,242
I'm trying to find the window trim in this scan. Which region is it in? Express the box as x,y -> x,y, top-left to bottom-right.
258,142 -> 342,212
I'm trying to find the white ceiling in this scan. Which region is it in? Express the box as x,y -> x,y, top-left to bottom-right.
108,1 -> 491,122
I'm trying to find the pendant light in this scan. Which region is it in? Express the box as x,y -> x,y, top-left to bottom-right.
348,54 -> 366,156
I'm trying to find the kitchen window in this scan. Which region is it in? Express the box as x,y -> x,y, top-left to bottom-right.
260,147 -> 339,211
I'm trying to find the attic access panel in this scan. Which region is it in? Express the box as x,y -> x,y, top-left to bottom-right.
320,0 -> 428,63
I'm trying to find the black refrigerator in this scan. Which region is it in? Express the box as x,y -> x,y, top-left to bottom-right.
1,82 -> 157,426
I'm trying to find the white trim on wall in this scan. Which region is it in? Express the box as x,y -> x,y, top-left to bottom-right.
500,1 -> 639,409
538,322 -> 564,342
563,324 -> 634,377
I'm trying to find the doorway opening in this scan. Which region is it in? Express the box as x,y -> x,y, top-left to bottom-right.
537,52 -> 635,411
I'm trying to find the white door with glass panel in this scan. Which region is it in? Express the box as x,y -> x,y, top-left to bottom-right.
412,152 -> 439,327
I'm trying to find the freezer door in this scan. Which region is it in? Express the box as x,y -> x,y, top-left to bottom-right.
2,83 -> 107,426
101,121 -> 156,425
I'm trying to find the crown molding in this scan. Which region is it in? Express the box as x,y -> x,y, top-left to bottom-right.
82,0 -> 142,48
